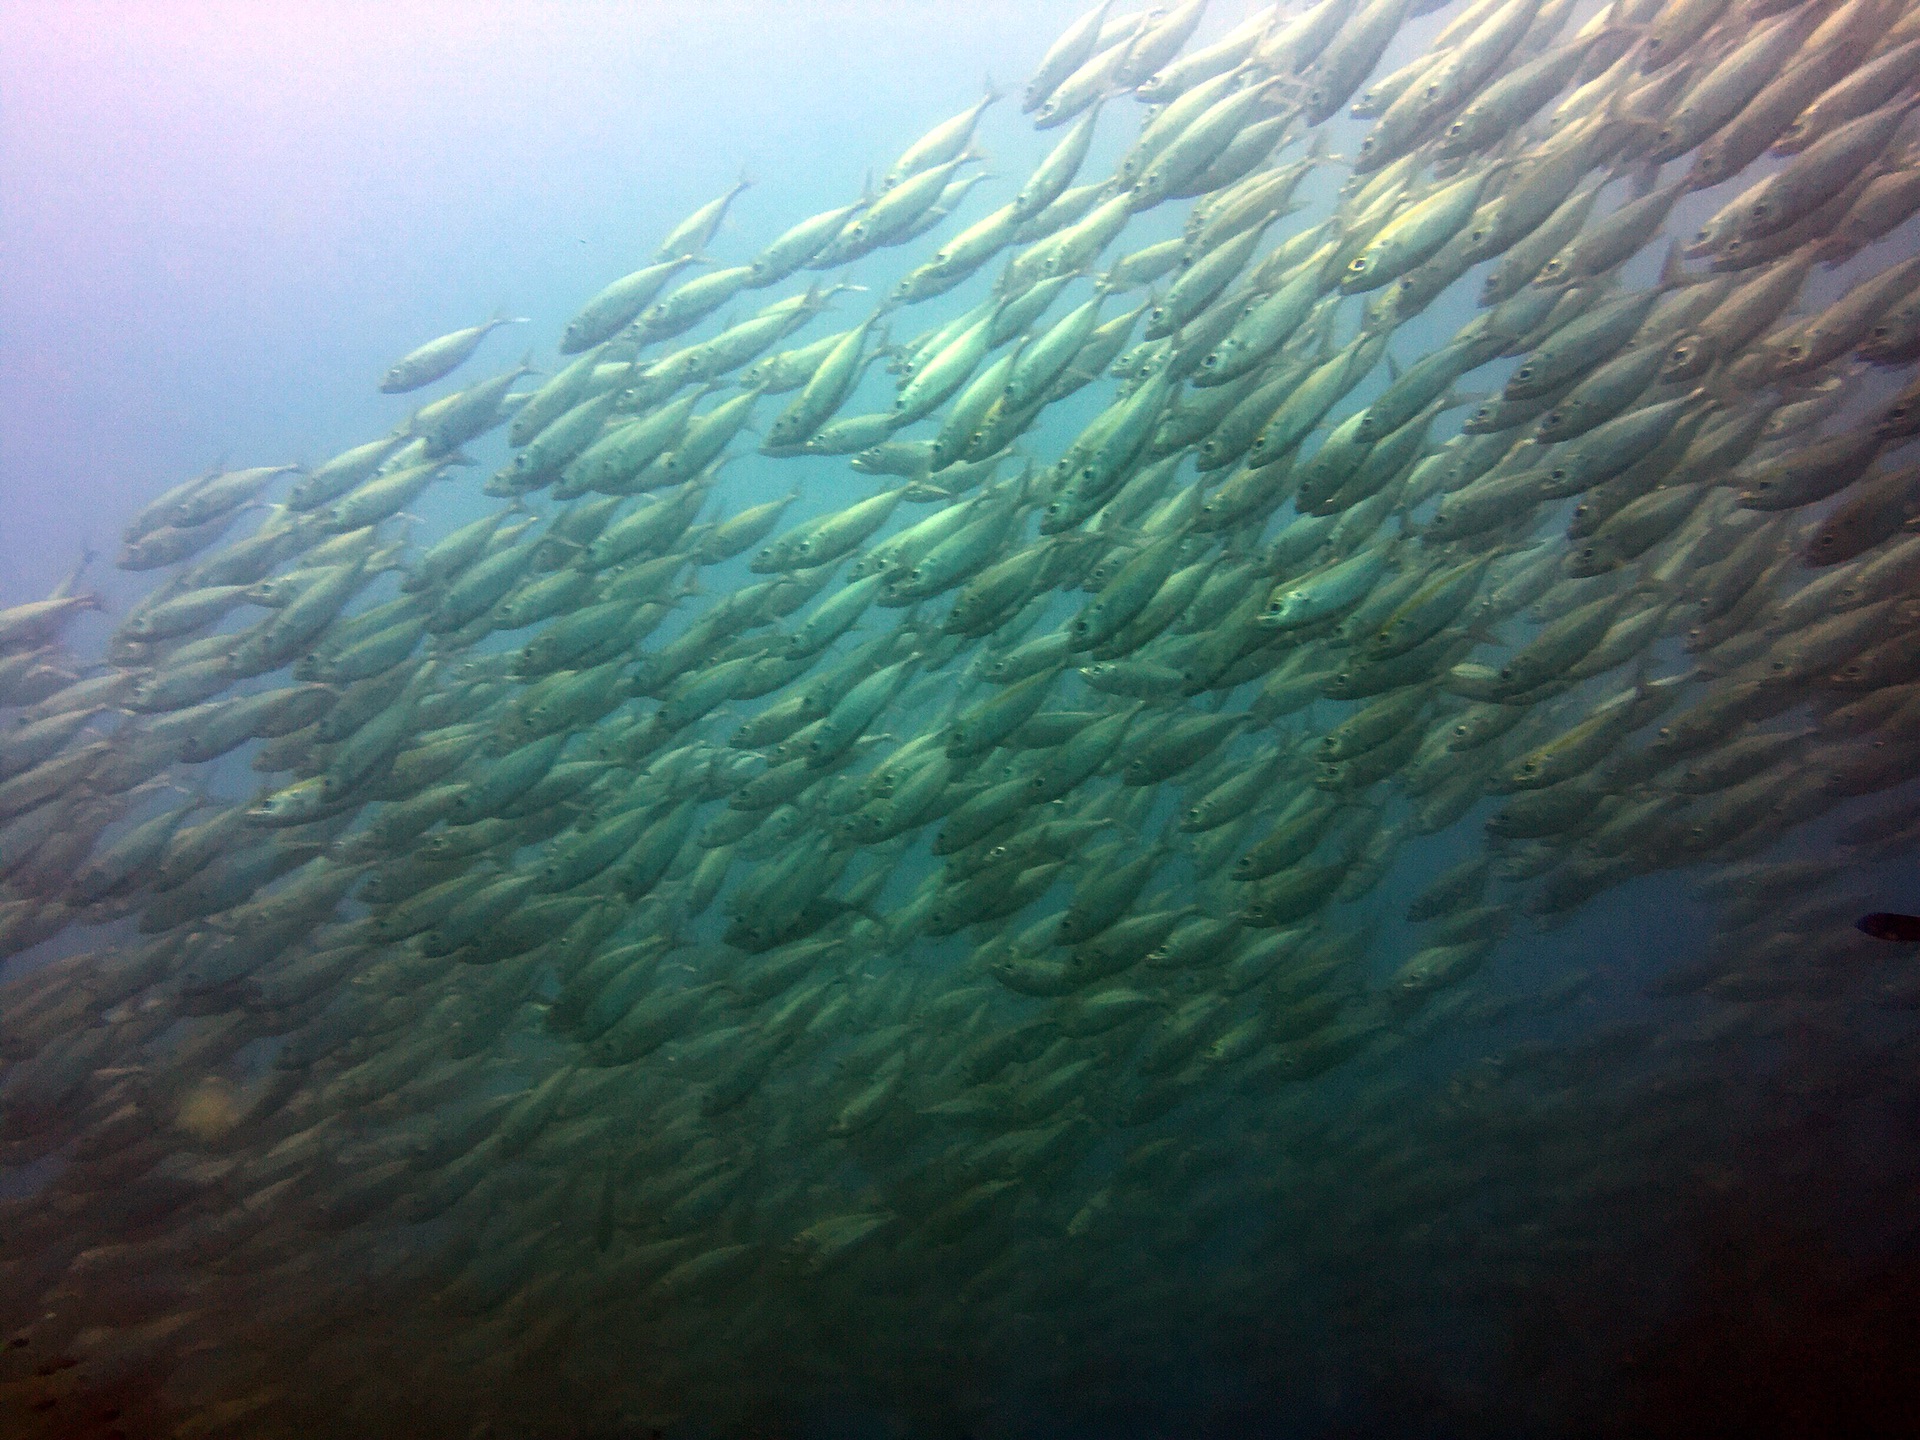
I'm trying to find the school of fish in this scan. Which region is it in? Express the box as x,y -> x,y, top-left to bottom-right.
6,0 -> 1920,1434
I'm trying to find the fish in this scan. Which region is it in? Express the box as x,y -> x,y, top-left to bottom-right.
1858,911 -> 1920,941
379,315 -> 530,393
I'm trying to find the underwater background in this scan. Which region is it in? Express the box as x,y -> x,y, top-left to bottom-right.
5,1 -> 1920,1436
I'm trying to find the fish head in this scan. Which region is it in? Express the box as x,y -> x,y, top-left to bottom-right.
1510,750 -> 1550,787
1533,251 -> 1572,286
1803,524 -> 1852,567
1686,141 -> 1730,189
1828,656 -> 1870,687
1713,233 -> 1752,269
1129,170 -> 1166,209
1460,197 -> 1505,251
1395,962 -> 1439,1000
1178,800 -> 1214,833
1563,540 -> 1619,578
1863,315 -> 1905,356
1660,334 -> 1714,383
1437,108 -> 1480,153
1682,213 -> 1726,258
1876,394 -> 1920,440
1734,192 -> 1775,238
1462,398 -> 1505,432
1195,342 -> 1238,380
248,777 -> 330,823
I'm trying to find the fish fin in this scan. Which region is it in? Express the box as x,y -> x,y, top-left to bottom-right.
50,547 -> 97,600
1655,238 -> 1703,294
1256,72 -> 1313,108
1595,77 -> 1658,147
1697,363 -> 1755,412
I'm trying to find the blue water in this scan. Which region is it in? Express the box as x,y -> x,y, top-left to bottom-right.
6,3 -> 1920,1437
